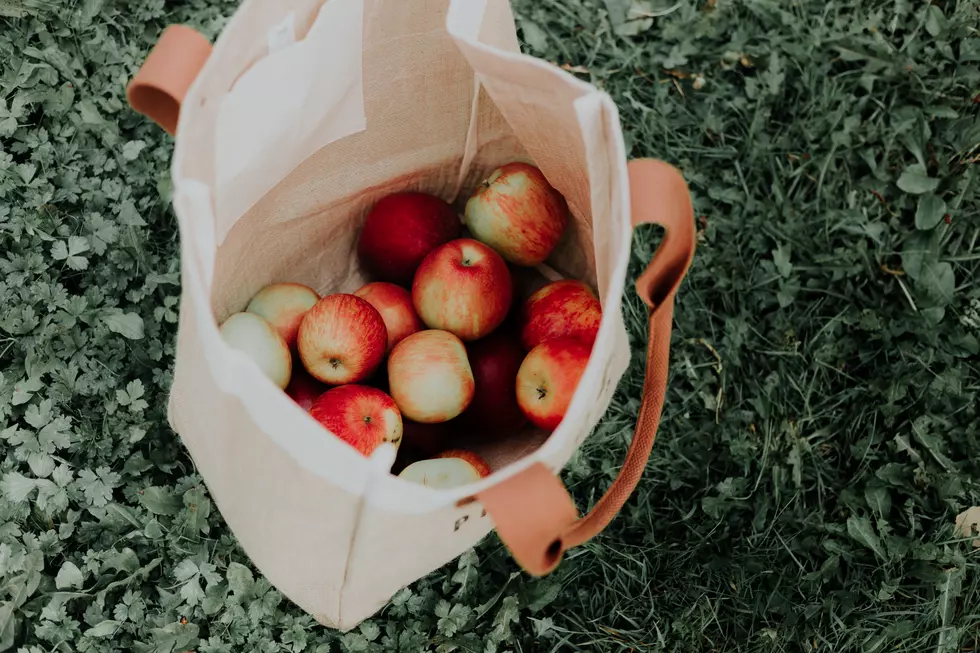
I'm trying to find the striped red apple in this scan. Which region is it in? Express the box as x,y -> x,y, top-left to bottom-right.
310,385 -> 402,457
520,279 -> 601,350
298,294 -> 387,384
516,337 -> 591,431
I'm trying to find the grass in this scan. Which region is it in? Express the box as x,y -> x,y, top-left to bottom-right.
0,0 -> 977,651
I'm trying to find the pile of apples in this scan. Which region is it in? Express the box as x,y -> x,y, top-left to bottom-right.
218,163 -> 601,489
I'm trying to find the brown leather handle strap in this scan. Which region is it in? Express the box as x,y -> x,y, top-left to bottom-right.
127,25 -> 212,135
477,159 -> 696,576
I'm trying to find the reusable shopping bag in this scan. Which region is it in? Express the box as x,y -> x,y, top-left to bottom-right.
127,0 -> 696,629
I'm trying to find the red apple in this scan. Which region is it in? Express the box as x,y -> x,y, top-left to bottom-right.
297,294 -> 387,384
286,368 -> 328,412
464,162 -> 569,266
392,420 -> 453,474
357,192 -> 461,286
516,338 -> 591,431
435,450 -> 491,477
387,330 -> 474,423
412,238 -> 512,341
245,282 -> 320,348
460,331 -> 526,433
402,419 -> 451,457
354,282 -> 424,353
520,279 -> 602,350
399,457 -> 482,489
310,385 -> 403,456
219,312 -> 292,389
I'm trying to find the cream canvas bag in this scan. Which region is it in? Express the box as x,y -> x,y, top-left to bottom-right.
127,0 -> 695,630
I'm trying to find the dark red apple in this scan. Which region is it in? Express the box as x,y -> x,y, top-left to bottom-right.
402,419 -> 451,457
357,192 -> 460,286
460,331 -> 526,434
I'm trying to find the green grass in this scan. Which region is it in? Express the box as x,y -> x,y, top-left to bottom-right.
0,0 -> 978,651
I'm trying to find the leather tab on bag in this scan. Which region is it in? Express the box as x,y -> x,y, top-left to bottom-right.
628,159 -> 696,309
127,25 -> 212,135
476,463 -> 578,576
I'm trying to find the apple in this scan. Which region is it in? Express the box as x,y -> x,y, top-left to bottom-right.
285,368 -> 328,412
245,282 -> 320,348
412,238 -> 512,341
435,450 -> 491,478
520,279 -> 602,350
460,331 -> 526,433
310,385 -> 403,457
357,192 -> 461,286
463,162 -> 569,266
387,330 -> 474,423
297,293 -> 387,384
398,457 -> 482,489
354,282 -> 424,353
391,420 -> 452,474
402,419 -> 451,457
516,338 -> 591,431
219,312 -> 292,389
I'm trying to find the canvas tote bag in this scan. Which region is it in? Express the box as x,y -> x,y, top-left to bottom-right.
127,0 -> 695,630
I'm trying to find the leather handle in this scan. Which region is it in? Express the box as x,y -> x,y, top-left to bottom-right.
477,159 -> 696,576
126,25 -> 212,135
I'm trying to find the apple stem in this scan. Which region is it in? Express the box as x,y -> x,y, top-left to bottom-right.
536,387 -> 547,400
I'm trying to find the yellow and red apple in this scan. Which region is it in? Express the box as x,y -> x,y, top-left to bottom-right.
464,162 -> 569,266
387,330 -> 474,423
219,312 -> 292,389
412,238 -> 512,341
435,449 -> 491,478
399,456 -> 483,489
245,282 -> 320,348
